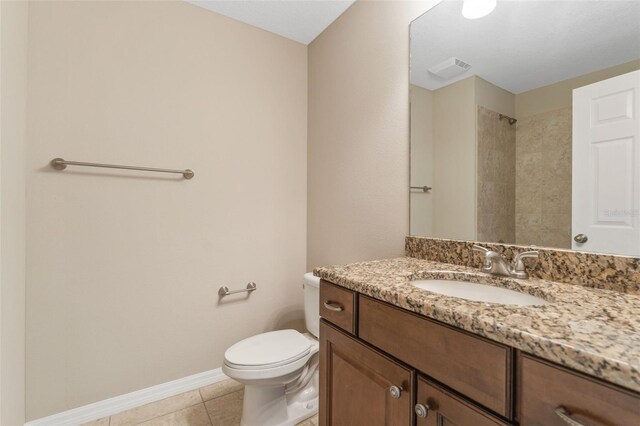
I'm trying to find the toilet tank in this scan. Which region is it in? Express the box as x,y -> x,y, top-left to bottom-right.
303,272 -> 320,338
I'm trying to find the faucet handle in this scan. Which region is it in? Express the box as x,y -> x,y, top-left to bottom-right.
512,250 -> 539,278
472,245 -> 493,269
472,244 -> 489,253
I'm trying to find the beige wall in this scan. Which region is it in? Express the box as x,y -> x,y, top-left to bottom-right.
431,77 -> 477,240
1,1 -> 28,425
516,60 -> 640,118
475,76 -> 515,118
410,85 -> 433,236
26,1 -> 307,420
307,0 -> 439,269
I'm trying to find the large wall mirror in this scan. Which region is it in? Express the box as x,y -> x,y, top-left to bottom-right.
410,0 -> 640,256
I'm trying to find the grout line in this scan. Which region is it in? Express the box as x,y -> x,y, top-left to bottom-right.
198,386 -> 211,403
200,381 -> 244,403
203,400 -> 215,426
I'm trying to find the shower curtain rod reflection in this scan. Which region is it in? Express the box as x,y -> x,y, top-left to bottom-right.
499,114 -> 517,125
50,158 -> 195,179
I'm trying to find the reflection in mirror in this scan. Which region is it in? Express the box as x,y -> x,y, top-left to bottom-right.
409,0 -> 640,256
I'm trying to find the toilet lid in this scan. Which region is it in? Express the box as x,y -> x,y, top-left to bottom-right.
224,330 -> 311,370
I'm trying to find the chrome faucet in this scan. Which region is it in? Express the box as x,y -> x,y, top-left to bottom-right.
472,245 -> 539,279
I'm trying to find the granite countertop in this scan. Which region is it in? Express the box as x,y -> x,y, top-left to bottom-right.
314,257 -> 640,393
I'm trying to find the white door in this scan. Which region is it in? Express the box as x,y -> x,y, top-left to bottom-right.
572,70 -> 640,256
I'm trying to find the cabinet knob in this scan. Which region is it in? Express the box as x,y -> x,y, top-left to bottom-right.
573,234 -> 588,244
415,403 -> 430,418
388,385 -> 402,399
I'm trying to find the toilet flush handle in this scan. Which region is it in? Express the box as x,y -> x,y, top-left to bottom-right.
323,301 -> 344,312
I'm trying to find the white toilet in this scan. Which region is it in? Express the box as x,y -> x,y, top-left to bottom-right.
222,273 -> 320,426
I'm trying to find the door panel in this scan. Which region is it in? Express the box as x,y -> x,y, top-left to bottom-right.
320,320 -> 414,426
331,351 -> 387,423
416,376 -> 509,426
572,70 -> 640,255
592,137 -> 634,226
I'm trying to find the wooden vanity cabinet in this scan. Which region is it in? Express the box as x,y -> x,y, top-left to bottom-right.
319,320 -> 415,426
318,280 -> 640,426
416,377 -> 510,426
518,354 -> 640,426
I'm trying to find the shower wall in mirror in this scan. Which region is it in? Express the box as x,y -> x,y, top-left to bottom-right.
410,0 -> 640,256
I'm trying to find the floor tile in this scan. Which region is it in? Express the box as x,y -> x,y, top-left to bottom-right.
204,390 -> 243,426
110,390 -> 202,426
199,379 -> 243,402
296,413 -> 318,426
136,403 -> 211,426
81,417 -> 110,426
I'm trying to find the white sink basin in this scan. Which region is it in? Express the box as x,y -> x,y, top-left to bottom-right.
410,279 -> 547,306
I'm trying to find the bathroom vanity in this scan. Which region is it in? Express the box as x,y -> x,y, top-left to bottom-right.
315,253 -> 640,426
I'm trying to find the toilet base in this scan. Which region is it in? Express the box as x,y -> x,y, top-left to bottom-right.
240,371 -> 319,426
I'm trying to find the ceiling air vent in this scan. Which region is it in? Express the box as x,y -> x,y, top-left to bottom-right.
428,57 -> 471,79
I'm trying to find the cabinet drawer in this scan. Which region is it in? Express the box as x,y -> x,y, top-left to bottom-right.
319,280 -> 356,334
359,296 -> 512,418
417,376 -> 510,426
519,354 -> 640,426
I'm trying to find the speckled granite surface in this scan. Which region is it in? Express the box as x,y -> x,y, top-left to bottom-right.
406,236 -> 640,295
314,257 -> 640,393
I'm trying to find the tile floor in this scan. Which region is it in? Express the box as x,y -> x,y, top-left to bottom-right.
81,379 -> 318,426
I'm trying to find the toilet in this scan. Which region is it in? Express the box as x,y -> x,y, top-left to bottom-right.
222,273 -> 320,426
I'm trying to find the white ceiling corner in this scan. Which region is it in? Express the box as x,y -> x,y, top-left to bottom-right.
185,0 -> 355,45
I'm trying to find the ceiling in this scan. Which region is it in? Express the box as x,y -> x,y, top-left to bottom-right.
411,0 -> 640,93
186,0 -> 355,45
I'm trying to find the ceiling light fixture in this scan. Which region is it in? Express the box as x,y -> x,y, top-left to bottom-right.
462,0 -> 497,19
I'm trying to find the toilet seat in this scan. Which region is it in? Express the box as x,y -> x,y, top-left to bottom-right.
224,330 -> 312,370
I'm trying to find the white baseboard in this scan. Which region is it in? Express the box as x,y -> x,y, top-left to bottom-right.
25,368 -> 227,426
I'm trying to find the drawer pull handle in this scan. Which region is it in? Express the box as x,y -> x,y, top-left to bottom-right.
323,301 -> 344,312
415,403 -> 430,418
389,385 -> 402,399
555,407 -> 586,426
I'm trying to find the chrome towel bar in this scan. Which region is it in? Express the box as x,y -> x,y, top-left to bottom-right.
410,185 -> 432,192
50,158 -> 194,179
218,282 -> 257,297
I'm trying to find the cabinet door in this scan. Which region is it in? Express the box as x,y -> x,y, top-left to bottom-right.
320,320 -> 414,426
416,377 -> 510,426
